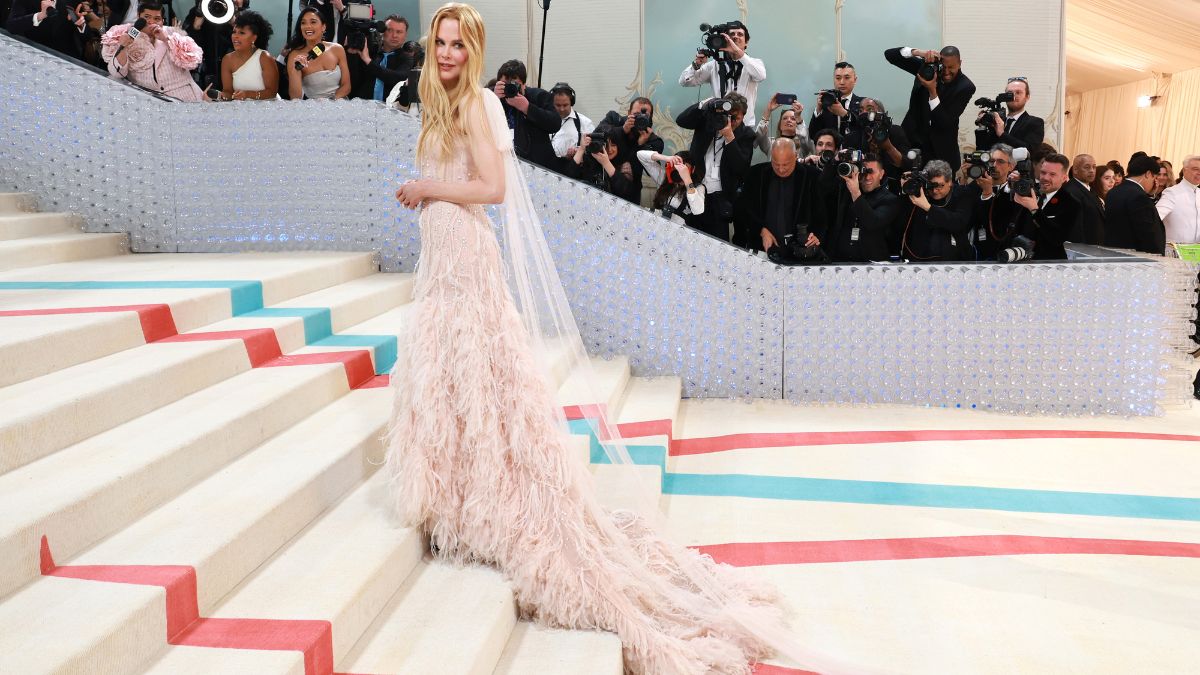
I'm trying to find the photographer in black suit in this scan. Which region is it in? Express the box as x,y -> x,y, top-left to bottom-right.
825,154 -> 903,262
898,159 -> 973,261
492,59 -> 561,172
677,92 -> 757,243
7,0 -> 100,61
848,98 -> 911,189
1104,153 -> 1166,254
885,45 -> 975,172
810,61 -> 863,139
1008,153 -> 1080,260
974,76 -> 1044,152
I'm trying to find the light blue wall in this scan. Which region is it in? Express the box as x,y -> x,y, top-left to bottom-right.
641,0 -> 941,152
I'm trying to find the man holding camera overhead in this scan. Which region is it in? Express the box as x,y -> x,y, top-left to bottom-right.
493,59 -> 560,172
973,76 -> 1044,152
679,20 -> 766,127
885,45 -> 975,173
676,92 -> 757,242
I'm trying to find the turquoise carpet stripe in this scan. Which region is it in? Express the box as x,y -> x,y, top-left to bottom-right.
313,335 -> 397,375
241,307 -> 333,343
567,419 -> 668,472
0,280 -> 264,315
663,473 -> 1200,522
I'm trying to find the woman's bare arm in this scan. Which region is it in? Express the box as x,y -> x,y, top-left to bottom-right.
397,97 -> 506,207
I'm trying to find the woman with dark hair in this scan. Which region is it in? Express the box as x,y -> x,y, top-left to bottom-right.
564,125 -> 640,204
1107,160 -> 1125,186
218,10 -> 277,100
280,6 -> 350,100
755,94 -> 812,157
1091,164 -> 1116,206
638,149 -> 705,227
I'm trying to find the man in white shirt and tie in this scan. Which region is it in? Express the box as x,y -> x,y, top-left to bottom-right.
548,82 -> 594,159
679,21 -> 766,127
810,61 -> 863,141
1157,155 -> 1200,244
975,76 -> 1044,152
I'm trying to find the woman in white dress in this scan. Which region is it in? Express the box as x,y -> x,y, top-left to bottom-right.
218,10 -> 278,101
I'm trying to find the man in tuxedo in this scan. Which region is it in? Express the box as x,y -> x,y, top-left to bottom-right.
810,61 -> 863,141
676,92 -> 757,243
885,45 -> 975,172
492,59 -> 561,172
6,0 -> 100,61
1103,153 -> 1166,254
735,138 -> 826,254
974,76 -> 1044,152
1009,153 -> 1080,260
1063,153 -> 1105,245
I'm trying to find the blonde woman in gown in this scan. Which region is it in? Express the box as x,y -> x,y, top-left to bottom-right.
386,5 -> 850,674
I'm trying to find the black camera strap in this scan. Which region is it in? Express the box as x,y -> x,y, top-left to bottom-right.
716,58 -> 742,96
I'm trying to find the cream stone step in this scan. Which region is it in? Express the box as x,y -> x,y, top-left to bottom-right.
0,363 -> 351,599
0,212 -> 79,240
615,376 -> 683,433
556,355 -> 631,414
0,232 -> 127,272
140,646 -> 306,675
146,471 -> 424,670
0,389 -> 391,675
0,192 -> 35,214
0,338 -> 253,475
338,560 -> 517,675
492,623 -> 623,675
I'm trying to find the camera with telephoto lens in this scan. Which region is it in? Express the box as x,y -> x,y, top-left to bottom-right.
836,149 -> 865,178
632,113 -> 651,131
962,150 -> 991,180
697,22 -> 738,59
974,91 -> 1014,130
919,59 -> 943,81
860,110 -> 892,144
768,231 -> 829,266
702,97 -> 733,132
342,0 -> 379,50
902,169 -> 933,197
997,234 -> 1035,263
814,88 -> 839,109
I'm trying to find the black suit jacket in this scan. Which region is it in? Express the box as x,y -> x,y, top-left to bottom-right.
1062,178 -> 1105,245
675,101 -> 757,199
7,0 -> 97,60
809,93 -> 863,138
348,45 -> 413,100
734,162 -> 826,251
1021,188 -> 1080,260
827,185 -> 904,262
974,111 -> 1044,152
899,184 -> 975,261
501,86 -> 561,172
1103,180 -> 1166,254
884,48 -> 975,172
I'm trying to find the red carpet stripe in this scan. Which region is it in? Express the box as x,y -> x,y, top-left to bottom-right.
696,535 -> 1200,567
672,429 -> 1200,456
0,304 -> 178,342
752,665 -> 818,675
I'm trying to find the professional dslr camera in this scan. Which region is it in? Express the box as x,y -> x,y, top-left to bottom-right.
919,59 -> 943,82
767,231 -> 829,266
901,169 -> 933,197
814,89 -> 840,109
583,127 -> 611,155
962,150 -> 992,180
1007,147 -> 1038,197
697,22 -> 738,59
997,234 -> 1035,263
860,110 -> 892,144
835,149 -> 865,178
703,97 -> 733,132
974,91 -> 1014,130
342,0 -> 380,50
632,113 -> 652,131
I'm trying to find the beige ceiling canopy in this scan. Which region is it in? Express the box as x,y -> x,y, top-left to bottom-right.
1066,0 -> 1200,94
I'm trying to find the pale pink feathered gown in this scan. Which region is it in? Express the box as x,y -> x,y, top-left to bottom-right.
385,116 -> 787,674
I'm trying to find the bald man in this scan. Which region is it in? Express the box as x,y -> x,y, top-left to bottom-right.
1064,153 -> 1106,244
734,138 -> 826,253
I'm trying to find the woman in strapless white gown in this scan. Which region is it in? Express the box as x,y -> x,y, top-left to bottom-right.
281,7 -> 350,100
218,10 -> 278,101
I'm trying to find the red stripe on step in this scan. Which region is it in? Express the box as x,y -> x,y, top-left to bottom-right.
752,664 -> 819,675
175,617 -> 333,674
696,535 -> 1200,567
563,403 -> 608,420
264,351 -> 376,389
617,418 -> 673,440
671,429 -> 1200,456
358,374 -> 390,389
161,329 -> 282,366
0,304 -> 178,342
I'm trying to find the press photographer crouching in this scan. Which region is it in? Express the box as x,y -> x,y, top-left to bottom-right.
639,150 -> 705,227
973,76 -> 1044,152
563,126 -> 640,205
734,138 -> 826,260
493,59 -> 561,171
676,92 -> 757,243
680,20 -> 766,126
346,14 -> 415,102
824,153 -> 903,262
898,159 -> 973,261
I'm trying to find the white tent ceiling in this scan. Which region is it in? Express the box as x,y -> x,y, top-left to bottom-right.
1066,0 -> 1200,94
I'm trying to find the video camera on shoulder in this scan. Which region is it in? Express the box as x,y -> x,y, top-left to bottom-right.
974,92 -> 1014,130
342,0 -> 380,50
702,97 -> 733,132
697,22 -> 738,59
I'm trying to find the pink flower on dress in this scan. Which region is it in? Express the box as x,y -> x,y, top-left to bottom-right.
164,30 -> 203,70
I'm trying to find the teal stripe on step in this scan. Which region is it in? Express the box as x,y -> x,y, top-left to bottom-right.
567,419 -> 668,472
0,280 -> 264,316
241,307 -> 333,343
663,473 -> 1200,522
313,334 -> 397,375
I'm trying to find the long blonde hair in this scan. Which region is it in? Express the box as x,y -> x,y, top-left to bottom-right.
417,3 -> 487,163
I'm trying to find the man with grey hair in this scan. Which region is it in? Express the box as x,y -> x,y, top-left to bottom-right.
1065,153 -> 1106,245
1157,155 -> 1200,244
898,158 -> 973,260
967,142 -> 1020,259
734,138 -> 825,253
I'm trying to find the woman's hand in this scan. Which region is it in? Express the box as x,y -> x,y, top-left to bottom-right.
765,92 -> 780,117
395,180 -> 429,209
676,163 -> 693,185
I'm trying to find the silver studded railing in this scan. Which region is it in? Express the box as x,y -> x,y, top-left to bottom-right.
1,33 -> 1196,412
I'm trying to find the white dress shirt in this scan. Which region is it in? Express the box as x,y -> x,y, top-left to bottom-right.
1157,179 -> 1200,243
550,110 -> 594,158
679,53 -> 767,126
